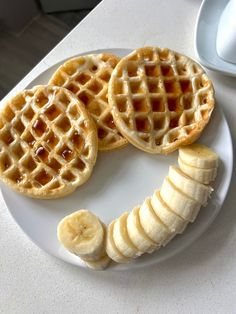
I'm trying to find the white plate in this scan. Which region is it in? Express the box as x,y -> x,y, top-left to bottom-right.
195,0 -> 236,77
1,48 -> 233,270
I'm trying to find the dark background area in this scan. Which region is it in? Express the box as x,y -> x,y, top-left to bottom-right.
0,0 -> 101,100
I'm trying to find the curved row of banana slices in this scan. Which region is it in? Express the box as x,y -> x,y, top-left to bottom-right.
57,143 -> 219,270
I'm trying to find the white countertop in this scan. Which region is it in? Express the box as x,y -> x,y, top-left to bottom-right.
1,0 -> 236,313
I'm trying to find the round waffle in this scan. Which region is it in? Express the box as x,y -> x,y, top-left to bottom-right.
0,85 -> 98,199
108,47 -> 215,154
49,53 -> 128,151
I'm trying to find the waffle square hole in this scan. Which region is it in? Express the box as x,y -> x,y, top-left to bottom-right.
47,158 -> 61,173
87,79 -> 103,95
58,93 -> 70,106
70,131 -> 84,149
195,76 -> 208,89
1,129 -> 14,145
136,117 -> 150,132
83,146 -> 89,156
169,116 -> 180,128
22,156 -> 37,171
161,65 -> 174,77
98,127 -> 108,139
147,79 -> 160,93
167,97 -> 180,112
67,83 -> 80,94
145,65 -> 160,77
58,145 -> 74,161
78,90 -> 93,106
176,64 -> 188,76
3,106 -> 15,122
154,119 -> 164,130
35,93 -> 48,108
13,119 -> 25,134
130,81 -> 143,94
103,113 -> 115,129
164,80 -> 179,94
62,171 -> 76,182
142,49 -> 154,61
23,107 -> 35,121
169,132 -> 179,143
45,132 -> 58,149
8,169 -> 23,183
114,80 -> 124,94
35,170 -> 52,186
180,80 -> 193,93
32,118 -> 47,137
87,101 -> 102,116
99,70 -> 111,82
186,113 -> 195,125
54,73 -> 66,85
159,49 -> 171,61
90,64 -> 98,72
75,73 -> 91,85
22,131 -> 36,148
35,146 -> 49,162
13,95 -> 26,110
116,97 -> 127,112
198,93 -> 208,106
151,97 -> 165,112
73,158 -> 86,171
183,95 -> 193,110
56,116 -> 71,132
45,104 -> 61,121
133,98 -> 149,112
127,63 -> 138,77
11,143 -> 24,159
0,153 -> 12,171
192,64 -> 201,74
64,64 -> 77,75
68,104 -> 80,120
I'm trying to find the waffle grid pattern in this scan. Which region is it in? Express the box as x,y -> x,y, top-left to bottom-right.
0,85 -> 98,198
108,47 -> 215,154
49,53 -> 127,151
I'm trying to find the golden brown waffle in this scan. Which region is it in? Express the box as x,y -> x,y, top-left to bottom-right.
49,53 -> 128,151
0,85 -> 98,199
108,47 -> 215,154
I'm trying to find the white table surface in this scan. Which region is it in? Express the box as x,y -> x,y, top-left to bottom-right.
1,0 -> 236,313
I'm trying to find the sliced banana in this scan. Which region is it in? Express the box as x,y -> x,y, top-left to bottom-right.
151,190 -> 188,234
179,143 -> 219,168
139,197 -> 173,246
160,177 -> 201,222
85,255 -> 111,270
178,157 -> 217,184
57,210 -> 105,261
168,165 -> 213,205
113,212 -> 143,258
106,220 -> 131,263
127,206 -> 159,254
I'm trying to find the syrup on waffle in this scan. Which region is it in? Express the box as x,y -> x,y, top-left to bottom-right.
108,47 -> 215,154
49,53 -> 128,151
0,85 -> 98,198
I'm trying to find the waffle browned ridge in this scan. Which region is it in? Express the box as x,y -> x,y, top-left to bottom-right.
108,47 -> 215,154
49,53 -> 128,151
0,85 -> 98,198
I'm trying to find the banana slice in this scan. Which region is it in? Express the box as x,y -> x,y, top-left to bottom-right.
178,157 -> 217,184
151,190 -> 188,234
168,165 -> 213,205
113,212 -> 143,258
179,144 -> 219,168
57,210 -> 105,261
139,197 -> 173,246
127,206 -> 159,254
160,177 -> 201,222
85,255 -> 111,270
106,220 -> 131,263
